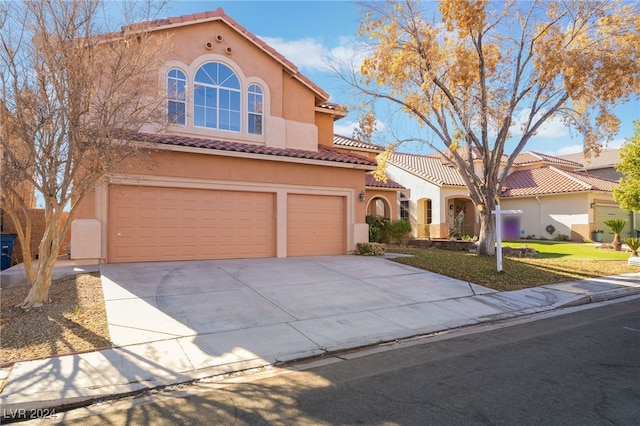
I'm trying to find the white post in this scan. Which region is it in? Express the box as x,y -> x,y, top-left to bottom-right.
491,205 -> 523,272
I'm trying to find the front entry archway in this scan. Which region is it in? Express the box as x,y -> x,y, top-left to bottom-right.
447,198 -> 476,238
367,196 -> 391,219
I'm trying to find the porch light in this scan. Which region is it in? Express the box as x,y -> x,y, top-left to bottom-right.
359,191 -> 366,202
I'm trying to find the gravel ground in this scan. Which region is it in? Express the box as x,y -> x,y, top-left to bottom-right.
0,273 -> 111,366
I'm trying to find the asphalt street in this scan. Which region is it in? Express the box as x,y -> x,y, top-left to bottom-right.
34,295 -> 640,426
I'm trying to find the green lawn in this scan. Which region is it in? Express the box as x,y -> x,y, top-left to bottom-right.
387,241 -> 638,292
502,240 -> 630,260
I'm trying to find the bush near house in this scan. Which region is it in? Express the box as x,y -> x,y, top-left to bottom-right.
366,215 -> 412,245
353,242 -> 386,256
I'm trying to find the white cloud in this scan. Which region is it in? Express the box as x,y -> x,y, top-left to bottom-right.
334,121 -> 357,136
259,35 -> 362,73
260,36 -> 331,71
510,108 -> 570,139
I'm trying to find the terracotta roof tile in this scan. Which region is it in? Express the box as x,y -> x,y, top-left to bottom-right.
123,131 -> 377,167
333,135 -> 384,151
366,173 -> 405,189
502,166 -> 617,197
389,152 -> 466,186
557,149 -> 621,168
513,151 -> 582,168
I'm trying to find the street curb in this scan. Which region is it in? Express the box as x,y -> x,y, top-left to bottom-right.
560,286 -> 640,308
2,286 -> 640,422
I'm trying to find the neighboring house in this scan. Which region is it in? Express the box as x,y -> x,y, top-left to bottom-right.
71,9 -> 376,264
386,151 -> 475,239
500,152 -> 630,241
386,149 -> 637,242
333,135 -> 407,221
558,148 -> 623,181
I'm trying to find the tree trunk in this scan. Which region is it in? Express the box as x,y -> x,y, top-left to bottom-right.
477,206 -> 496,256
18,209 -> 64,309
613,233 -> 622,251
18,266 -> 54,309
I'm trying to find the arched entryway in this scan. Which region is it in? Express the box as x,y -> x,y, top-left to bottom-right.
367,196 -> 391,219
447,198 -> 476,238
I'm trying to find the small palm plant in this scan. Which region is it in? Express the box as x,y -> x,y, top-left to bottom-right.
625,238 -> 640,257
604,219 -> 627,251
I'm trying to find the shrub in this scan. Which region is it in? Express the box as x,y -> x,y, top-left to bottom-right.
604,219 -> 627,250
384,219 -> 412,245
353,242 -> 386,256
366,215 -> 389,243
553,233 -> 569,241
625,238 -> 640,256
366,216 -> 412,245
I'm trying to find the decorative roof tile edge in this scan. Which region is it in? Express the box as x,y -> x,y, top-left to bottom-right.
120,131 -> 377,168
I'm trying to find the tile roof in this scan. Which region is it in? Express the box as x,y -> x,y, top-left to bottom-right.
557,149 -> 621,169
123,8 -> 329,102
333,135 -> 385,151
513,151 -> 582,168
388,152 -> 466,186
123,131 -> 377,167
502,166 -> 618,197
366,173 -> 405,189
318,103 -> 348,118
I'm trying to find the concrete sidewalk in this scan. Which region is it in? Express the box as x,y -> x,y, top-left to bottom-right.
1,255 -> 639,414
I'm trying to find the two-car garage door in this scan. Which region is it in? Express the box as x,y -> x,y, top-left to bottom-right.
108,185 -> 346,263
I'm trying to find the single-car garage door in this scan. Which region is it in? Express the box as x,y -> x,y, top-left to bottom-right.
595,204 -> 633,242
108,185 -> 275,263
287,194 -> 345,256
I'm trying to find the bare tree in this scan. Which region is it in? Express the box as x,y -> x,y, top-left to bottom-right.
352,0 -> 640,255
0,0 -> 170,309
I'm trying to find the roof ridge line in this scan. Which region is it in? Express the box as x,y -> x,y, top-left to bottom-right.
550,166 -> 592,190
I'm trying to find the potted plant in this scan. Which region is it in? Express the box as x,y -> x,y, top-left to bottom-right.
603,219 -> 626,251
592,229 -> 604,243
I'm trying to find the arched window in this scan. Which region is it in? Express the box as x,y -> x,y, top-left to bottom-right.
194,62 -> 241,131
248,84 -> 263,135
167,69 -> 186,125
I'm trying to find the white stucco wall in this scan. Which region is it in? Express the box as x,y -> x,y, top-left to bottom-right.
501,193 -> 590,239
386,163 -> 469,238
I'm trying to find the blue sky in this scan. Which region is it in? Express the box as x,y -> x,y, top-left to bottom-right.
165,1 -> 639,157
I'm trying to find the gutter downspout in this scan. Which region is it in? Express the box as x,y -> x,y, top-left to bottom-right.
536,196 -> 543,238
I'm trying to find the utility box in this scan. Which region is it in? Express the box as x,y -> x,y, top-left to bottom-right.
1,234 -> 17,270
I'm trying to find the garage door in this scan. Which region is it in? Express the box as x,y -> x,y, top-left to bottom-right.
287,194 -> 345,256
595,205 -> 633,242
108,185 -> 275,263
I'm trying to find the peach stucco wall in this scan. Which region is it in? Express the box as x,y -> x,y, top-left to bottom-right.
140,19 -> 333,151
365,189 -> 399,220
75,148 -> 370,262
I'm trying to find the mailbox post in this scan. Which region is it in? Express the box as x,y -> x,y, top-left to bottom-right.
491,205 -> 522,272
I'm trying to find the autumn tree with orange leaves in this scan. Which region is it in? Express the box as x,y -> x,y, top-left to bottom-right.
355,0 -> 640,256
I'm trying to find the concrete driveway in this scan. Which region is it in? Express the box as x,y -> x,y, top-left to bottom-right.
99,255 -> 494,353
5,255 -> 636,410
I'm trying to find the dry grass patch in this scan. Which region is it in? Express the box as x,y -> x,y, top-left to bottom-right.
389,247 -> 638,292
1,273 -> 111,366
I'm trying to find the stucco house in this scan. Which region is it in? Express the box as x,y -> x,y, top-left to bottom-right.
385,148 -> 637,242
71,9 -> 377,264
